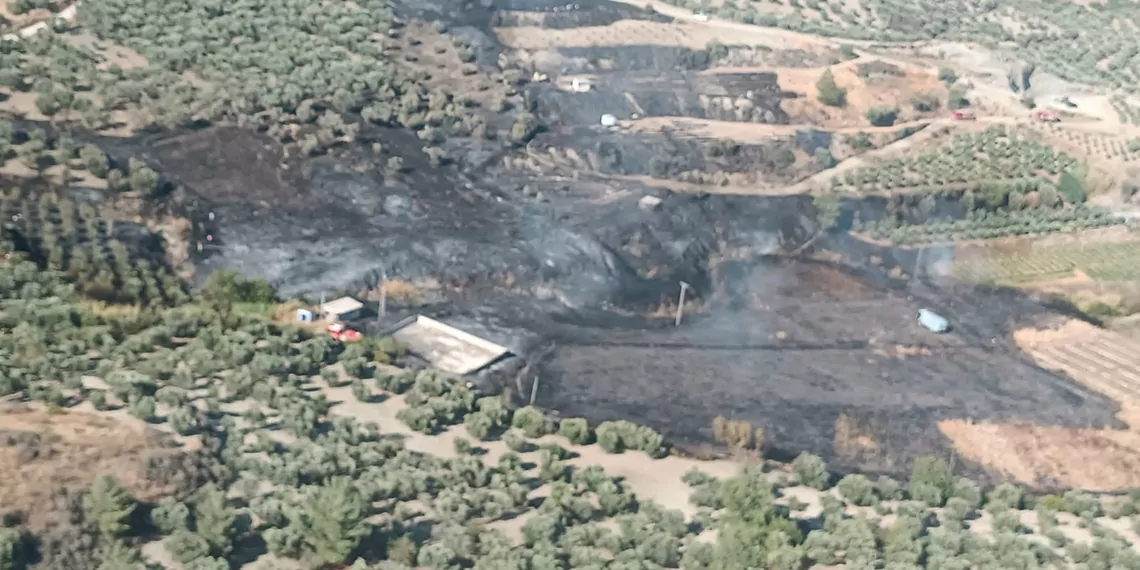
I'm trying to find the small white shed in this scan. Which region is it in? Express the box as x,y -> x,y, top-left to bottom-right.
297,309 -> 315,323
639,195 -> 662,211
321,296 -> 365,321
600,114 -> 617,127
571,78 -> 592,92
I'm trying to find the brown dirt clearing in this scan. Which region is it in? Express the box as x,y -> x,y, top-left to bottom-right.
0,403 -> 201,529
940,319 -> 1140,491
777,59 -> 946,128
494,20 -> 817,50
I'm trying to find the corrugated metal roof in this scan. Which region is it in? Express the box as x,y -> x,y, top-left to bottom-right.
388,315 -> 510,375
321,296 -> 364,317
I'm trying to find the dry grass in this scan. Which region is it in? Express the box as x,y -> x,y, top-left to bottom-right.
939,319 -> 1140,490
622,115 -> 931,144
777,59 -> 946,128
0,403 -> 197,529
495,18 -> 828,51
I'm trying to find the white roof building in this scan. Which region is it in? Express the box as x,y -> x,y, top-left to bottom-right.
320,296 -> 365,320
386,315 -> 511,375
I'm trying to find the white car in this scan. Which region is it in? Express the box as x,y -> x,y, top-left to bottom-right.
692,13 -> 709,21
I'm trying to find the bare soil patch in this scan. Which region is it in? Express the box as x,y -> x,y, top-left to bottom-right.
777,59 -> 946,129
621,116 -> 930,144
940,319 -> 1140,490
940,413 -> 1140,491
494,20 -> 808,50
0,403 -> 208,530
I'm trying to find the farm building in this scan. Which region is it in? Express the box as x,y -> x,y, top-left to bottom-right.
320,296 -> 365,321
385,315 -> 512,376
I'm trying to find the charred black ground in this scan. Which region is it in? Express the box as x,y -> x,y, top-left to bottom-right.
59,0 -> 1122,482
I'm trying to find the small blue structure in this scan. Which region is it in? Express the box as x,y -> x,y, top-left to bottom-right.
297,309 -> 315,323
917,309 -> 950,333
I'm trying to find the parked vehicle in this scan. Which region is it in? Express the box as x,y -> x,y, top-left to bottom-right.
1034,110 -> 1060,122
950,109 -> 976,120
327,322 -> 363,342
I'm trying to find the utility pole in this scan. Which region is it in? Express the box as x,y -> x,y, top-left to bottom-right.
529,375 -> 540,406
377,268 -> 388,327
914,246 -> 925,280
319,292 -> 326,320
675,281 -> 691,327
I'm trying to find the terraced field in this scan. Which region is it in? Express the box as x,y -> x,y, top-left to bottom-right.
953,234 -> 1140,284
1029,331 -> 1140,404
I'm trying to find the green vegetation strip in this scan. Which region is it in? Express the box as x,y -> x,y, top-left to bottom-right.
870,206 -> 1121,246
835,127 -> 1079,197
956,241 -> 1140,284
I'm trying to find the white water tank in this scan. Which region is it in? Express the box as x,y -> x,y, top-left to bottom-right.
917,309 -> 950,333
600,114 -> 617,127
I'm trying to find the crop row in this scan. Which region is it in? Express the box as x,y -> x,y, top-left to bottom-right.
836,128 -> 1078,193
0,189 -> 187,306
867,207 -> 1122,246
955,240 -> 1140,284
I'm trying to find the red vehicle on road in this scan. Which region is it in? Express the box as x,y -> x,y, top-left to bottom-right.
1034,110 -> 1060,122
950,109 -> 976,120
327,323 -> 362,343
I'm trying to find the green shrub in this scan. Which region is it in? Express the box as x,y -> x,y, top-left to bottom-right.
558,417 -> 592,445
193,484 -> 235,557
503,428 -> 529,452
837,474 -> 875,506
943,497 -> 973,523
1058,171 -> 1087,204
1062,490 -> 1101,517
83,476 -> 136,537
350,378 -> 370,402
792,453 -> 829,490
634,425 -> 667,458
80,144 -> 110,177
817,70 -> 847,107
463,411 -> 493,441
510,113 -> 540,144
986,482 -> 1023,510
0,527 -> 27,570
949,477 -> 982,508
167,405 -> 198,435
184,557 -> 231,570
166,530 -> 211,564
511,406 -> 549,438
866,106 -> 899,127
909,456 -> 952,506
128,395 -> 156,422
875,476 -> 903,500
151,497 -> 191,534
595,422 -> 626,454
453,437 -> 473,455
909,482 -> 943,507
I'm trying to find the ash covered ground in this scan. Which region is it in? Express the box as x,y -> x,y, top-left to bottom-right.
99,0 -> 1123,480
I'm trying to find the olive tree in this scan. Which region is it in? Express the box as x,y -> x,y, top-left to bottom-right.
83,476 -> 136,538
